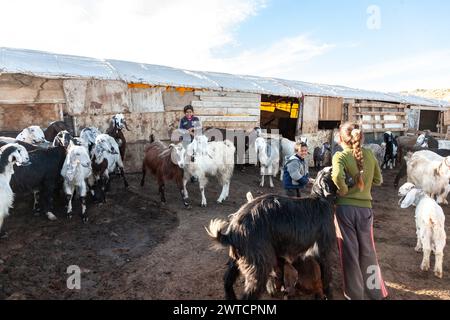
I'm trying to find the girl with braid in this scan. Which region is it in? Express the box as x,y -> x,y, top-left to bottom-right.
332,122 -> 389,300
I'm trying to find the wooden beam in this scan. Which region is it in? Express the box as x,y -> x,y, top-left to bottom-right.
362,120 -> 407,125
194,91 -> 260,99
409,105 -> 449,111
192,101 -> 261,109
365,127 -> 408,133
353,103 -> 406,109
198,115 -> 259,122
355,112 -> 405,116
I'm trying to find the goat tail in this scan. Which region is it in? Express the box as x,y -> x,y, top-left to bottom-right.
205,219 -> 231,248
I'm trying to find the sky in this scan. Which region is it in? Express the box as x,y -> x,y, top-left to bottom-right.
0,0 -> 449,92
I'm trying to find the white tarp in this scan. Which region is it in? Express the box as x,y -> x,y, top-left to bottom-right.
1,47 -> 448,107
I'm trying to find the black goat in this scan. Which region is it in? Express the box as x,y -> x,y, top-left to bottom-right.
206,167 -> 337,300
44,121 -> 71,142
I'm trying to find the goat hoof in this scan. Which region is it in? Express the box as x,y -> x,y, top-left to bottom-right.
434,270 -> 443,278
201,203 -> 207,208
67,214 -> 73,220
82,217 -> 89,224
0,231 -> 8,239
46,213 -> 57,221
420,263 -> 430,272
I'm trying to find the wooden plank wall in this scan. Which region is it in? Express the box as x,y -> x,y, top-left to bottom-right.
319,97 -> 343,121
350,100 -> 407,134
190,90 -> 261,130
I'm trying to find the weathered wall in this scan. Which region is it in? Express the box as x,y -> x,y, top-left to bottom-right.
302,96 -> 320,133
0,103 -> 63,132
0,74 -> 65,132
1,75 -> 261,172
0,74 -> 65,104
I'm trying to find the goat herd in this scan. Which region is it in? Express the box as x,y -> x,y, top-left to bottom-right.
0,116 -> 449,300
0,114 -> 129,230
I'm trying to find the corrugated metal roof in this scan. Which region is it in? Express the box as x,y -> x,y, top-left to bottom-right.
0,47 -> 448,107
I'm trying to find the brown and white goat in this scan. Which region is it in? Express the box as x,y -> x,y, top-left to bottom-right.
140,135 -> 189,207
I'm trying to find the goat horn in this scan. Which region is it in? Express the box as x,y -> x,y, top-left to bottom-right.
124,121 -> 131,131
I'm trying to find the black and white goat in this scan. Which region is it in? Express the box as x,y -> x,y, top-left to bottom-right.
80,127 -> 101,154
90,134 -> 129,193
381,131 -> 398,169
16,126 -> 47,145
106,113 -> 130,160
0,143 -> 30,232
206,167 -> 337,300
7,132 -> 71,221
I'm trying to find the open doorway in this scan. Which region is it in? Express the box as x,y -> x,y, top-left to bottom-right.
260,95 -> 300,140
419,110 -> 440,132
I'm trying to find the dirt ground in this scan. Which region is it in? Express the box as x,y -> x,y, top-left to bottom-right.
0,166 -> 449,300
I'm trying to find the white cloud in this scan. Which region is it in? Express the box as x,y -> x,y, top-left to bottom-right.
305,50 -> 450,92
211,35 -> 335,76
0,0 -> 267,67
0,0 -> 334,79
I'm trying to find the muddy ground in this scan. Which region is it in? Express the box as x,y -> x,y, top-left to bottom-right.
0,167 -> 449,300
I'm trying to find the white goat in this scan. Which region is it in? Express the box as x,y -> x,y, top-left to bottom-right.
61,145 -> 92,222
16,126 -> 47,145
398,182 -> 446,278
0,143 -> 30,232
364,144 -> 385,168
183,135 -> 235,207
406,150 -> 450,205
255,136 -> 280,187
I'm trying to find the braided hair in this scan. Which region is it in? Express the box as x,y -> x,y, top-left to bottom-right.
339,122 -> 365,191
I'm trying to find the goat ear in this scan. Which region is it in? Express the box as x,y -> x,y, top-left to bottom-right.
400,189 -> 417,208
9,154 -> 18,163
